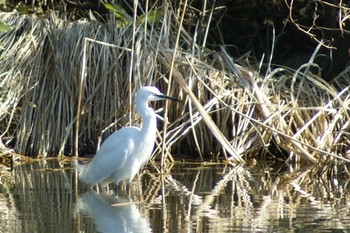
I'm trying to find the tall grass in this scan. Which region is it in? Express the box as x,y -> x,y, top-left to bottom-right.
0,1 -> 349,164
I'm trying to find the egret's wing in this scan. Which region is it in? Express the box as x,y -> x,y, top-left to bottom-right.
79,127 -> 138,185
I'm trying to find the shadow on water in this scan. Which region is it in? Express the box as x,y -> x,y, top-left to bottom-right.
1,159 -> 350,232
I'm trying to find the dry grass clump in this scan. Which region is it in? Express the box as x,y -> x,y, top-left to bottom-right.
221,49 -> 350,164
0,2 -> 349,165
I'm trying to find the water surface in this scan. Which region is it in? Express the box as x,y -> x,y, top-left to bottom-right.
1,159 -> 350,232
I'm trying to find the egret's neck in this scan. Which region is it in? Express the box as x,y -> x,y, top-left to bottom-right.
136,98 -> 157,134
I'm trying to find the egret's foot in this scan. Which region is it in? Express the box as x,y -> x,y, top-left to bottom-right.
89,185 -> 99,193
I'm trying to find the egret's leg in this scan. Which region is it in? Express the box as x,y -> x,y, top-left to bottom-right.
127,182 -> 131,197
113,183 -> 119,197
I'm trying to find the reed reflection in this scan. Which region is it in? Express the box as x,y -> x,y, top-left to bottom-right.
2,159 -> 350,233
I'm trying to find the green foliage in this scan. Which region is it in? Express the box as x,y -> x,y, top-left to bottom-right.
103,2 -> 163,28
136,10 -> 164,25
103,2 -> 131,27
0,15 -> 12,32
0,1 -> 12,32
14,2 -> 30,14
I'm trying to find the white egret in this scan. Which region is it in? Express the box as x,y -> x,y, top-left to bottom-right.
77,86 -> 179,190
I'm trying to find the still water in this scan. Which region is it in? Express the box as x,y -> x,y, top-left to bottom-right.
0,159 -> 350,232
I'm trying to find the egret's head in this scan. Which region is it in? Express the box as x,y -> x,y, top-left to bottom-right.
137,86 -> 179,102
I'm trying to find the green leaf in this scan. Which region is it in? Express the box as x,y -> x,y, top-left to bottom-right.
0,21 -> 11,32
137,10 -> 163,25
15,2 -> 29,14
103,2 -> 131,27
0,0 -> 5,5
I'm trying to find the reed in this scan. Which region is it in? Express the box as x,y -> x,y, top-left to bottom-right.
0,1 -> 349,164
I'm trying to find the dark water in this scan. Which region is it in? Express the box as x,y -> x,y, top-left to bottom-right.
1,159 -> 350,232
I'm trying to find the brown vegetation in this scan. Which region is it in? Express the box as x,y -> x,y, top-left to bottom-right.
0,1 -> 349,166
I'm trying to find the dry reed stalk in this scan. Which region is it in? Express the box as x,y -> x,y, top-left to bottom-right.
161,0 -> 188,167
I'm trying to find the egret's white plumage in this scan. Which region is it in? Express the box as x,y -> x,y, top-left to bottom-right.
77,86 -> 178,187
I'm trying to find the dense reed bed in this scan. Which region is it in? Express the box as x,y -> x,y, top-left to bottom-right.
0,2 -> 349,165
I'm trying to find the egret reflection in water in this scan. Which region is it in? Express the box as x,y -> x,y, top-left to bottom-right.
76,191 -> 151,233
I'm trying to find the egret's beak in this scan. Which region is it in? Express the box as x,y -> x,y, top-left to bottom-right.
156,94 -> 181,102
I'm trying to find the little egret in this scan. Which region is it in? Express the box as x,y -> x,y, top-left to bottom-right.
77,86 -> 179,189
